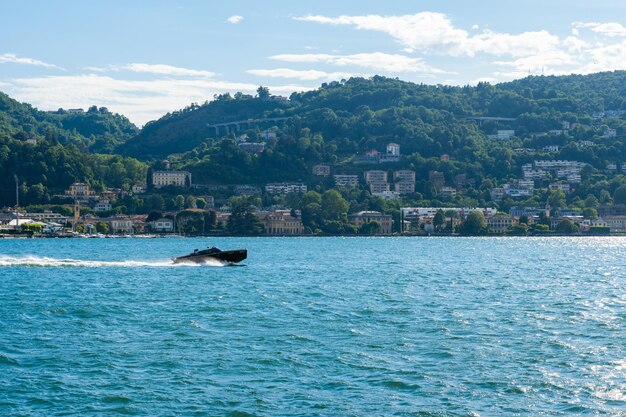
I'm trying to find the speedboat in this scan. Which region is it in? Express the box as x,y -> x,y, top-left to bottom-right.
172,246 -> 247,264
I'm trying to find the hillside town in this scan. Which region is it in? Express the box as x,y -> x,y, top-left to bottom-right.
2,140 -> 626,236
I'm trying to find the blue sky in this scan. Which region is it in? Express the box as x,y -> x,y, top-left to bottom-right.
1,0 -> 626,125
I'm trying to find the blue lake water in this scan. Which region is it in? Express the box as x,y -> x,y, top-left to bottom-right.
0,237 -> 625,416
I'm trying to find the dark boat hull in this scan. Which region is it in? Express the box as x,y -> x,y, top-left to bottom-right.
173,248 -> 247,264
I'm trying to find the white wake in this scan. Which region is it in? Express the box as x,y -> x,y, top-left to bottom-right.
0,255 -> 227,268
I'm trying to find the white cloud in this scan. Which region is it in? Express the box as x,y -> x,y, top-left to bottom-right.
84,63 -> 215,78
227,15 -> 244,24
573,21 -> 626,37
3,74 -> 308,125
296,13 -> 561,58
270,52 -> 447,74
0,53 -> 59,68
294,13 -> 626,83
296,13 -> 468,54
247,68 -> 356,81
123,63 -> 216,78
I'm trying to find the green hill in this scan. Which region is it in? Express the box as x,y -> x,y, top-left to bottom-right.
0,93 -> 145,206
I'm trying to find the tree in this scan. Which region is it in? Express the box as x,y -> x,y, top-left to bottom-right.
614,185 -> 626,205
227,203 -> 264,235
146,194 -> 164,211
146,167 -> 154,191
556,218 -> 579,234
433,210 -> 445,232
257,86 -> 270,100
321,190 -> 349,222
175,195 -> 185,211
146,210 -> 162,222
547,189 -> 566,210
95,221 -> 109,233
444,209 -> 460,232
185,195 -> 197,209
300,191 -> 322,231
584,194 -> 599,208
459,211 -> 487,235
583,208 -> 598,220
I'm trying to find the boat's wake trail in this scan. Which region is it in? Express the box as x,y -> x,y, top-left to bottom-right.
0,255 -> 227,268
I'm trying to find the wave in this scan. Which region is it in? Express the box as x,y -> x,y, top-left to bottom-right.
0,255 -> 227,268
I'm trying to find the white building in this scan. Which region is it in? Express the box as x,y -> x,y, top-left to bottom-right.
543,145 -> 559,152
312,165 -> 331,177
152,171 -> 192,188
334,175 -> 359,187
150,218 -> 174,233
94,199 -> 112,212
401,207 -> 497,219
265,183 -> 307,195
107,216 -> 133,233
373,191 -> 401,200
132,184 -> 146,194
387,143 -> 400,156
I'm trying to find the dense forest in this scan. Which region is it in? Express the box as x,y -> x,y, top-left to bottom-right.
1,72 -> 625,222
0,92 -> 145,205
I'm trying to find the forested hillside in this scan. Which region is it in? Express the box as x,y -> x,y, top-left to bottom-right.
1,71 -> 625,212
0,93 -> 145,206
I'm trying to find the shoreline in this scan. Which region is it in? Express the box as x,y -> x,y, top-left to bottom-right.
1,233 -> 623,239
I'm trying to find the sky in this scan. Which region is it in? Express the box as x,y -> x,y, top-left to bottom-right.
1,0 -> 626,125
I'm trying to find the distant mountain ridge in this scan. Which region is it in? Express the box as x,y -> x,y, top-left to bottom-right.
115,71 -> 626,160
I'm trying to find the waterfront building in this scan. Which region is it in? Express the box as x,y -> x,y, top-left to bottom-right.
509,206 -> 549,218
401,207 -> 497,220
348,211 -> 393,235
152,171 -> 192,188
488,214 -> 517,234
602,216 -> 626,232
150,218 -> 174,233
107,216 -> 134,233
259,210 -> 304,235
